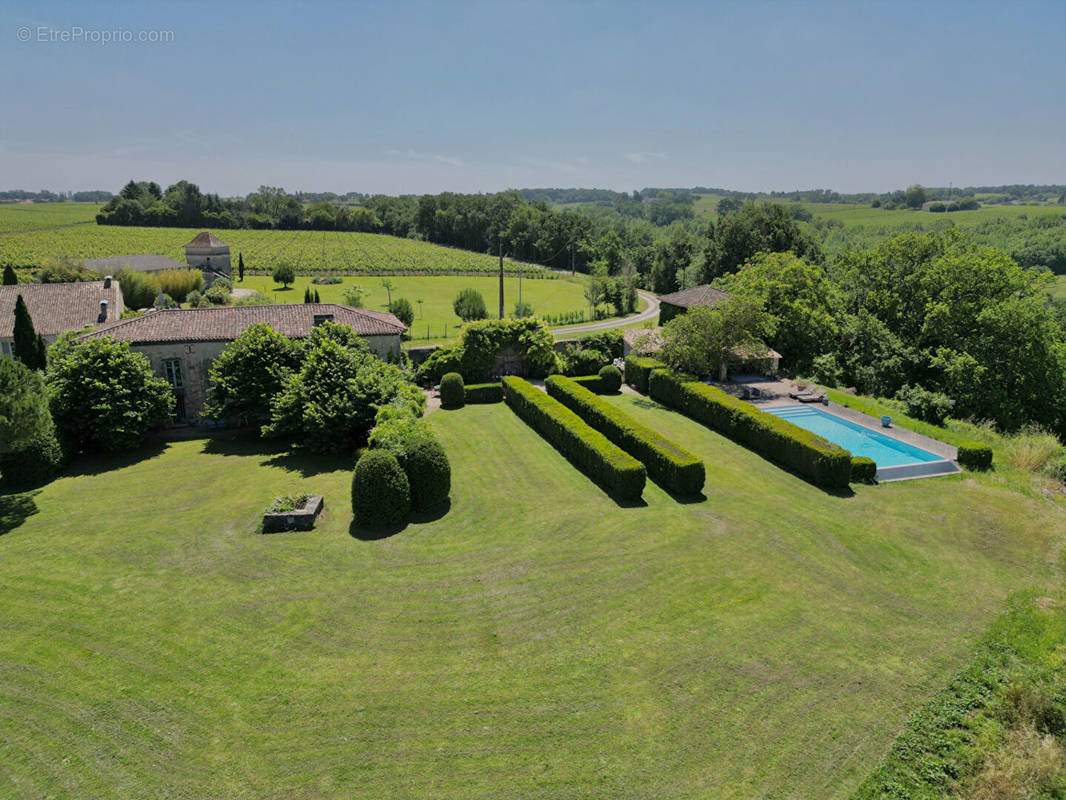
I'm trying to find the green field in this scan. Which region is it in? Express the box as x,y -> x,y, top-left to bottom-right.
0,202 -> 101,234
0,223 -> 540,276
1,395 -> 1062,798
239,273 -> 618,340
1052,274 -> 1066,300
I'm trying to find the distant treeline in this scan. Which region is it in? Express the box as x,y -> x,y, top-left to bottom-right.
0,189 -> 113,203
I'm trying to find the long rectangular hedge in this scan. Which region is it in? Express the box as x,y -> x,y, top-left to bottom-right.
502,376 -> 646,500
645,366 -> 852,490
464,382 -> 503,404
624,355 -> 660,394
546,375 -> 705,496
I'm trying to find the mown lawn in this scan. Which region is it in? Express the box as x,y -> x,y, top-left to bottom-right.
0,397 -> 1063,798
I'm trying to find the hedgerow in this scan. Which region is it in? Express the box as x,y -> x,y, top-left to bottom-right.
647,365 -> 852,490
851,456 -> 877,483
464,382 -> 503,404
624,355 -> 660,393
957,442 -> 993,471
502,376 -> 645,500
546,375 -> 704,496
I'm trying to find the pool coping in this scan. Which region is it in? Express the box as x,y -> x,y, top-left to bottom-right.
757,399 -> 960,482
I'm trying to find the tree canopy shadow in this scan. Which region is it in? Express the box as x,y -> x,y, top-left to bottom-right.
410,497 -> 451,524
62,441 -> 168,479
0,491 -> 40,537
202,437 -> 355,477
349,518 -> 408,541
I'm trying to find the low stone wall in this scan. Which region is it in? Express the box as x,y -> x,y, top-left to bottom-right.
262,495 -> 324,533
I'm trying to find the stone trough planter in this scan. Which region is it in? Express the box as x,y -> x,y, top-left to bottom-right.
262,495 -> 324,533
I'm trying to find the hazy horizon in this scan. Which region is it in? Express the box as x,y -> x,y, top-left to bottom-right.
3,0 -> 1064,196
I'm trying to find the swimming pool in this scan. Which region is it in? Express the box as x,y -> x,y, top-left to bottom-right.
765,406 -> 943,467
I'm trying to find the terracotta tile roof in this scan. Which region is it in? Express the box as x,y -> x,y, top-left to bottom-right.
0,281 -> 123,338
80,303 -> 405,344
185,231 -> 229,250
81,254 -> 188,273
657,284 -> 731,308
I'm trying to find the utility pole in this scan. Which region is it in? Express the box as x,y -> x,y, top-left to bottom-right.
570,243 -> 575,276
498,239 -> 504,319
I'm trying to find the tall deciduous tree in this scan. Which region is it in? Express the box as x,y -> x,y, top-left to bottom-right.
46,337 -> 173,453
658,297 -> 775,378
202,323 -> 300,425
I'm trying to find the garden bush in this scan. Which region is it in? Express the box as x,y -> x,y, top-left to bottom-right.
464,382 -> 503,404
563,348 -> 607,377
958,442 -> 993,471
369,416 -> 451,512
440,372 -> 465,407
851,456 -> 877,483
0,423 -> 64,489
502,376 -> 645,500
624,355 -> 660,393
351,449 -> 411,529
598,365 -> 622,393
405,438 -> 451,511
389,297 -> 414,327
896,385 -> 954,426
647,365 -> 852,490
546,375 -> 704,496
453,288 -> 487,322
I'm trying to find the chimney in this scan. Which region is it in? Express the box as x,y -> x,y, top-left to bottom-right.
103,274 -> 112,288
99,299 -> 109,323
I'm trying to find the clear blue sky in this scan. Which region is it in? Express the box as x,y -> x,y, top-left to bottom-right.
2,0 -> 1064,196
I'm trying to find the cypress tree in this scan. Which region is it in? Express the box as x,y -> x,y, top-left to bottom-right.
12,295 -> 45,370
303,286 -> 312,303
2,264 -> 16,285
238,252 -> 244,282
314,289 -> 321,303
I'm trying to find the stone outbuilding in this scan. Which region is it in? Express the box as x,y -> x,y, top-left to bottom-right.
184,231 -> 231,280
656,284 -> 732,324
1,278 -> 124,357
79,303 -> 406,423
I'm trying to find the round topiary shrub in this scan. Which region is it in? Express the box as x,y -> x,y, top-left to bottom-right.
850,456 -> 876,484
440,372 -> 465,408
406,438 -> 451,512
351,450 -> 411,529
598,364 -> 622,393
957,442 -> 993,471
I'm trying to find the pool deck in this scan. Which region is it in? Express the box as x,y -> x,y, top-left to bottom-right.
753,394 -> 960,482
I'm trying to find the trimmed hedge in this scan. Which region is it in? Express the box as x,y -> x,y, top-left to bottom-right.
351,449 -> 411,529
647,366 -> 852,490
572,375 -> 603,393
546,375 -> 705,496
624,355 -> 660,393
957,442 -> 993,471
598,365 -> 622,393
405,437 -> 451,511
464,382 -> 503,404
851,456 -> 877,483
502,376 -> 646,500
439,372 -> 464,408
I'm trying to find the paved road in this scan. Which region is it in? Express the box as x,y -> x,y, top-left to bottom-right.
551,290 -> 660,337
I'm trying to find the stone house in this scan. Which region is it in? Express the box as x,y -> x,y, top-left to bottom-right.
0,278 -> 124,357
79,303 -> 406,423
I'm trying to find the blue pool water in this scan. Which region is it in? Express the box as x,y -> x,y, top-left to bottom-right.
765,406 -> 943,467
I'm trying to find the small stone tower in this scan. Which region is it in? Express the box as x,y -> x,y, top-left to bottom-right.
184,231 -> 231,282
